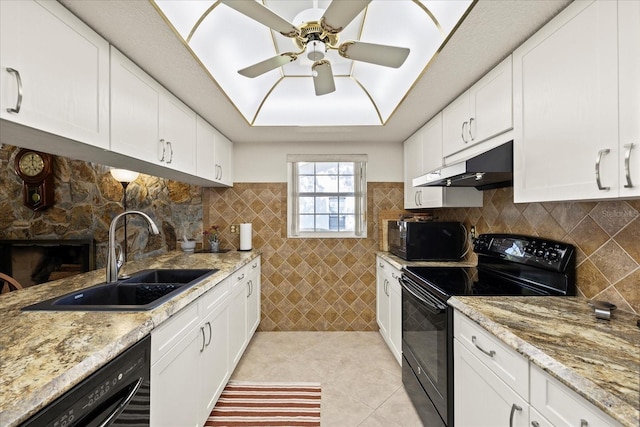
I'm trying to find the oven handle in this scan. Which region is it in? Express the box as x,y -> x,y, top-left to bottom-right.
400,276 -> 447,312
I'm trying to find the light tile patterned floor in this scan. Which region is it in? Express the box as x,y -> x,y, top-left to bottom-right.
231,332 -> 423,426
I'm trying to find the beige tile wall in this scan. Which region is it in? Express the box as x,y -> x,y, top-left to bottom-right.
204,183 -> 639,331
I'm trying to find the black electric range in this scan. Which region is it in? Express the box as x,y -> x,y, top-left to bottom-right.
400,233 -> 576,427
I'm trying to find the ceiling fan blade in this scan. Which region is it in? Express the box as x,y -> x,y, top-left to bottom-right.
312,60 -> 335,96
321,0 -> 372,34
238,53 -> 297,78
338,41 -> 410,68
220,0 -> 298,37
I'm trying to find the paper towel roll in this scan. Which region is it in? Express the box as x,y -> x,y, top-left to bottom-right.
240,223 -> 252,250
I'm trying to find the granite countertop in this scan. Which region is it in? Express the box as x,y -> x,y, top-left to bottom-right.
376,251 -> 476,270
0,249 -> 261,427
449,296 -> 640,427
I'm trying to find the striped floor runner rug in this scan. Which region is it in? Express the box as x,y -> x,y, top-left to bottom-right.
206,381 -> 321,426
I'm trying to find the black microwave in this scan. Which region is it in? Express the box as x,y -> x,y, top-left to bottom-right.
388,221 -> 467,261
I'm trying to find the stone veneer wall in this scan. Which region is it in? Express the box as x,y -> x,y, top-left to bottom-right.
0,145 -> 203,268
206,183 -> 639,331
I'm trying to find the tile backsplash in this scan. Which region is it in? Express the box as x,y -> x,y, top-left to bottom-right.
206,184 -> 639,331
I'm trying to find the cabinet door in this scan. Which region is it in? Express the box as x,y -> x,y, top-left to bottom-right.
618,0 -> 640,198
404,130 -> 423,208
110,47 -> 162,165
469,56 -> 513,145
196,116 -> 217,181
228,273 -> 248,368
513,0 -> 619,202
200,301 -> 229,425
442,92 -> 470,157
388,271 -> 402,365
214,132 -> 233,186
0,0 -> 109,149
454,339 -> 529,427
246,259 -> 261,336
376,260 -> 390,339
159,92 -> 196,174
151,327 -> 203,427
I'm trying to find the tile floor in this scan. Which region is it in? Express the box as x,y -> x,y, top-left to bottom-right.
230,331 -> 423,426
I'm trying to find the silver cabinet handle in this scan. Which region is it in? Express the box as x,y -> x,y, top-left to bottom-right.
468,117 -> 475,141
384,278 -> 389,296
6,68 -> 22,114
218,164 -> 223,180
166,140 -> 173,164
205,321 -> 212,346
509,404 -> 522,427
200,326 -> 206,352
595,148 -> 610,191
414,190 -> 419,206
580,420 -> 588,427
471,336 -> 496,357
624,143 -> 635,188
461,121 -> 468,143
237,273 -> 245,281
531,422 -> 540,427
247,279 -> 252,298
417,190 -> 422,206
159,139 -> 166,162
379,262 -> 384,268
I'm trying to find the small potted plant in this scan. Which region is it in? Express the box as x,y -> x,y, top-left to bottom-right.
203,225 -> 220,252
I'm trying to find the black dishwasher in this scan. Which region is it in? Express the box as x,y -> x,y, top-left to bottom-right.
21,335 -> 150,427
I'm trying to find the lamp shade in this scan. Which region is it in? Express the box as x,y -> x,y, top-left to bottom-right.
110,168 -> 139,183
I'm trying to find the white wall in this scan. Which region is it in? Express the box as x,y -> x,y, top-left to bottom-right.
233,140 -> 404,183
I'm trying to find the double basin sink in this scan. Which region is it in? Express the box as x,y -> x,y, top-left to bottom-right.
23,269 -> 218,311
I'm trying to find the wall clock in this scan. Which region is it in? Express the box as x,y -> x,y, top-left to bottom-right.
14,149 -> 55,211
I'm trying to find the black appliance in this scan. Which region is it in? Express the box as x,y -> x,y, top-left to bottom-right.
412,141 -> 513,190
21,335 -> 151,427
400,233 -> 575,427
388,220 -> 467,261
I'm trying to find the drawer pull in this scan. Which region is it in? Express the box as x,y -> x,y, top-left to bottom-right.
6,68 -> 22,114
200,326 -> 206,352
580,420 -> 588,427
509,404 -> 522,427
472,336 -> 496,357
595,148 -> 610,191
531,422 -> 540,427
624,143 -> 635,188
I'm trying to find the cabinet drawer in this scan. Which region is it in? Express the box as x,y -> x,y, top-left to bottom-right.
454,311 -> 529,399
151,302 -> 199,363
199,277 -> 230,312
530,364 -> 621,427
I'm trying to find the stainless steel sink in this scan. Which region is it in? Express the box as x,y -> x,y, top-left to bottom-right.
22,269 -> 218,311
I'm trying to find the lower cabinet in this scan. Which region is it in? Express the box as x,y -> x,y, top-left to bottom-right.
150,258 -> 261,426
376,256 -> 402,365
453,310 -> 622,427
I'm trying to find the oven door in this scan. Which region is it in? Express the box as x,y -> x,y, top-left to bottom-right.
401,274 -> 450,426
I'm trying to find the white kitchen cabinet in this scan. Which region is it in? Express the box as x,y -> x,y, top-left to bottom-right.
228,256 -> 261,367
196,116 -> 233,186
442,56 -> 513,158
404,114 -> 482,209
151,276 -> 237,427
111,47 -> 197,175
376,256 -> 401,365
454,339 -> 529,427
0,0 -> 110,149
513,0 -> 639,202
530,364 -> 622,427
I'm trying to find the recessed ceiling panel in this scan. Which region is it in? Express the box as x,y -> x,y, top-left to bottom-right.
153,0 -> 473,127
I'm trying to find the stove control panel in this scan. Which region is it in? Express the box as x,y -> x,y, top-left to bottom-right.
474,234 -> 575,272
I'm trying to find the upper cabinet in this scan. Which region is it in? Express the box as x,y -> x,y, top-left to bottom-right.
111,47 -> 196,175
0,0 -> 110,149
513,0 -> 639,202
404,113 -> 483,209
443,56 -> 513,158
196,116 -> 233,187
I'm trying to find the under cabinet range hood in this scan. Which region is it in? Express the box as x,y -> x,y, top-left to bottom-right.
413,141 -> 513,190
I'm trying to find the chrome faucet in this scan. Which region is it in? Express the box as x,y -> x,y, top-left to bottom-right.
107,210 -> 160,283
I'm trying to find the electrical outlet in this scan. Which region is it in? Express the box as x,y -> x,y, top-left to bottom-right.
230,224 -> 238,234
470,225 -> 476,239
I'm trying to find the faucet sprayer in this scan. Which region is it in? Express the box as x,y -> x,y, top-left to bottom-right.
107,211 -> 160,283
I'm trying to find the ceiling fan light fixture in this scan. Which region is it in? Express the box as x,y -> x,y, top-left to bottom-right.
306,40 -> 326,61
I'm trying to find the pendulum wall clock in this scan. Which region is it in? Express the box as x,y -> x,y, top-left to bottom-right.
14,149 -> 55,211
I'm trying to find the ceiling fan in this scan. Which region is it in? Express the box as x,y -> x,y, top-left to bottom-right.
220,0 -> 411,96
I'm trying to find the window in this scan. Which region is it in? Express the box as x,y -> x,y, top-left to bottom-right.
287,155 -> 367,238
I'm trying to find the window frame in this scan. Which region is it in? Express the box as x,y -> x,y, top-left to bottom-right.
287,154 -> 367,238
